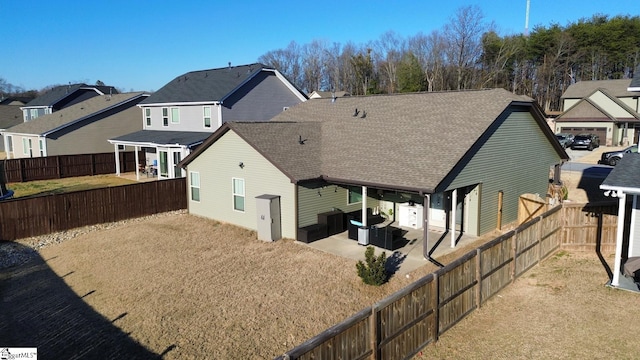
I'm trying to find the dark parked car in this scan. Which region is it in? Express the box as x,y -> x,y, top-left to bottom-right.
555,133 -> 574,148
570,133 -> 600,151
598,145 -> 638,166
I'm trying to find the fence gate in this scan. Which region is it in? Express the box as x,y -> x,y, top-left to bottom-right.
517,193 -> 548,225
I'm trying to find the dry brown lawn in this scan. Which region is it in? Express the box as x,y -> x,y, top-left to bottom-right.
4,212 -> 637,359
416,251 -> 640,359
7,213 -> 430,359
7,174 -> 138,197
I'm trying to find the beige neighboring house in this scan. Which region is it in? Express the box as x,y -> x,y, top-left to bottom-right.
555,79 -> 640,146
2,92 -> 148,159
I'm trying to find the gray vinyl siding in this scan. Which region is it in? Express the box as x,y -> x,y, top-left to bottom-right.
221,72 -> 303,122
187,130 -> 297,239
297,183 -> 379,227
141,104 -> 220,132
46,101 -> 144,156
444,109 -> 562,236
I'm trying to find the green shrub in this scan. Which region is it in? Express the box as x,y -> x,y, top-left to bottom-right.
356,246 -> 388,286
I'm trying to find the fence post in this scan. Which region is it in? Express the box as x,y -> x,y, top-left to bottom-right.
370,304 -> 378,360
537,216 -> 543,265
56,156 -> 62,179
19,159 -> 24,182
475,248 -> 482,308
433,272 -> 439,342
90,154 -> 95,176
510,230 -> 518,282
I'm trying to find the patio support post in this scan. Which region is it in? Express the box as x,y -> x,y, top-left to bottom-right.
361,186 -> 368,227
612,192 -> 627,287
113,143 -> 121,176
134,145 -> 140,181
423,194 -> 431,259
629,195 -> 638,257
451,188 -> 457,248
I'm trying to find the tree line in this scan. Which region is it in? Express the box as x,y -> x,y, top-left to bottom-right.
258,6 -> 640,112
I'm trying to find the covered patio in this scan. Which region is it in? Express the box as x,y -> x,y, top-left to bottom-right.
303,220 -> 480,274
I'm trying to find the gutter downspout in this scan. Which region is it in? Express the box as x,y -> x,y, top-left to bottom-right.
612,192 -> 627,287
423,193 -> 430,259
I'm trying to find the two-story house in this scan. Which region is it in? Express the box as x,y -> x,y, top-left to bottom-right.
554,78 -> 640,146
21,83 -> 118,122
108,63 -> 307,179
2,92 -> 148,159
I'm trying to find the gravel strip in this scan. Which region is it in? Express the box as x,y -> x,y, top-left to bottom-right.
0,210 -> 187,270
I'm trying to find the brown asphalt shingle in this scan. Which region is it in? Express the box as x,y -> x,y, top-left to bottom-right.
5,93 -> 147,135
561,79 -> 634,98
228,89 -> 534,192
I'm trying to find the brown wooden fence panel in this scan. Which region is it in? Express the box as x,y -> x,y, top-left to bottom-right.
376,274 -> 437,360
437,251 -> 477,335
279,307 -> 372,360
479,231 -> 515,304
2,151 -> 143,183
0,178 -> 186,241
561,202 -> 617,253
539,206 -> 562,259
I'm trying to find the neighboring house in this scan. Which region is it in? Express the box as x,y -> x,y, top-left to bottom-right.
308,90 -> 350,99
21,83 -> 118,122
600,154 -> 640,291
555,79 -> 640,146
109,63 -> 307,180
0,96 -> 34,106
2,92 -> 148,159
0,105 -> 24,151
179,88 -> 568,244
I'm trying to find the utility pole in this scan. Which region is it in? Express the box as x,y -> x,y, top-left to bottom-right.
524,0 -> 531,37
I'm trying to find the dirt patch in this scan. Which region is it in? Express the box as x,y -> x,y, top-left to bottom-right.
415,251 -> 640,359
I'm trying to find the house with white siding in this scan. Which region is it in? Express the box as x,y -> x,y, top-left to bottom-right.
600,154 -> 640,292
179,89 -> 568,252
108,63 -> 307,180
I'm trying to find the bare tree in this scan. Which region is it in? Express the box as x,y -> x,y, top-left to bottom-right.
443,5 -> 486,90
301,40 -> 328,93
372,31 -> 405,93
258,41 -> 303,87
408,31 -> 446,92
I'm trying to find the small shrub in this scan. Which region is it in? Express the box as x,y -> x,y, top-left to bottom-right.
356,246 -> 388,286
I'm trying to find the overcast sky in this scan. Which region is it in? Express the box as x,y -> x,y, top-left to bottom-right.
1,0 -> 636,92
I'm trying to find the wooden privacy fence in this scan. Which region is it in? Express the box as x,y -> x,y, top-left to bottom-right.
1,151 -> 143,183
561,201 -> 618,253
276,205 -> 563,360
0,178 -> 186,241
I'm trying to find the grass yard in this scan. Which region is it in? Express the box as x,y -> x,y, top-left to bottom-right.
2,212 -> 638,359
7,174 -> 137,197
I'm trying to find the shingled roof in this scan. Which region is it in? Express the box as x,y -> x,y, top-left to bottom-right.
561,79 -> 634,99
24,84 -> 117,107
601,154 -> 640,191
139,63 -> 279,104
0,105 -> 23,129
6,93 -> 147,135
183,89 -> 553,193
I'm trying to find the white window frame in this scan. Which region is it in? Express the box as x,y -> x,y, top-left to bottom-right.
6,135 -> 13,155
145,108 -> 151,127
170,107 -> 180,124
232,177 -> 245,212
203,106 -> 211,128
162,107 -> 169,127
22,138 -> 32,156
29,108 -> 38,120
190,171 -> 200,202
38,139 -> 45,157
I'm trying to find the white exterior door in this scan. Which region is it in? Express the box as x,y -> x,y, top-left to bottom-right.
430,192 -> 446,228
